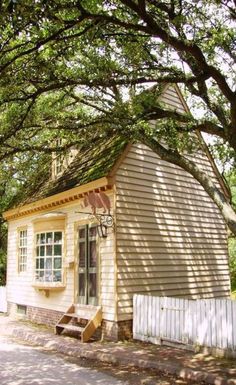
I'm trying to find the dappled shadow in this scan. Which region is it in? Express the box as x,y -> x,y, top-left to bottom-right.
0,336 -> 126,385
115,143 -> 230,322
1,315 -> 236,383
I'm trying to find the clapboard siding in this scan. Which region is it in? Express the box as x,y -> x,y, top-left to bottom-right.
6,192 -> 116,322
115,140 -> 230,321
159,85 -> 186,113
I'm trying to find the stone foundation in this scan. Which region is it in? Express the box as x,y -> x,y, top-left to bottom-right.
7,302 -> 133,340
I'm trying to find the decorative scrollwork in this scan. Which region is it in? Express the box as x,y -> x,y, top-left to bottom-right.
76,211 -> 115,231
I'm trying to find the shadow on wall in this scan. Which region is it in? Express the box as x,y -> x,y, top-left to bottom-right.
115,144 -> 230,319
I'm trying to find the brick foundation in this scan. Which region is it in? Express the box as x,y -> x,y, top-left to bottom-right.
7,302 -> 133,340
27,305 -> 64,326
102,319 -> 133,341
8,302 -> 63,326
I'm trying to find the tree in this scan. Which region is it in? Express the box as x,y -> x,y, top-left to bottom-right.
0,152 -> 50,284
0,0 -> 236,233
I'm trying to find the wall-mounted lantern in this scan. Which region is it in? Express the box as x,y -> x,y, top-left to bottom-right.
97,223 -> 108,238
96,213 -> 114,238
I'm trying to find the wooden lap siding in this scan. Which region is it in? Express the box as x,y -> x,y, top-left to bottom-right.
115,143 -> 230,322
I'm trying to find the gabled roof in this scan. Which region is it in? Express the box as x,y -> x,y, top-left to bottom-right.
25,135 -> 128,203
3,135 -> 129,220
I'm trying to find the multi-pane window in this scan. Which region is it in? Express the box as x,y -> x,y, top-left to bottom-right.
35,231 -> 63,283
55,139 -> 64,176
78,225 -> 98,305
19,229 -> 27,272
55,155 -> 64,175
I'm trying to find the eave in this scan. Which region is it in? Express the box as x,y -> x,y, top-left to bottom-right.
3,176 -> 114,221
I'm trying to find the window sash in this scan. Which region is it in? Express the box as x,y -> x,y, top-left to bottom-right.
19,230 -> 27,273
35,231 -> 63,283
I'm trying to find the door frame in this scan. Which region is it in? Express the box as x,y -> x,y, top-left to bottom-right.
74,220 -> 100,306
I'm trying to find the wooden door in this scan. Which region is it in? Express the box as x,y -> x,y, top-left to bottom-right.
77,224 -> 98,305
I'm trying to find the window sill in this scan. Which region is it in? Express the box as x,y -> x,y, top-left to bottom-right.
32,283 -> 66,297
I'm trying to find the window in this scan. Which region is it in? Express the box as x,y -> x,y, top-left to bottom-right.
35,231 -> 63,283
55,154 -> 64,175
17,304 -> 27,315
54,139 -> 64,176
78,225 -> 98,305
18,229 -> 27,272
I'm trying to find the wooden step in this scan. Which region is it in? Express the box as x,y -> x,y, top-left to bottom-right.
56,323 -> 84,333
63,313 -> 81,319
74,304 -> 101,319
55,304 -> 102,342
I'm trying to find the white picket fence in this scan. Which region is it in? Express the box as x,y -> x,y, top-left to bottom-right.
0,286 -> 7,313
133,294 -> 236,351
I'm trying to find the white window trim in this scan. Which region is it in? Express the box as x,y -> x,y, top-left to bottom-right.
18,227 -> 28,273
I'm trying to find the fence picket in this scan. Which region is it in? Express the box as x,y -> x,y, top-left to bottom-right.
233,301 -> 236,348
227,300 -> 233,349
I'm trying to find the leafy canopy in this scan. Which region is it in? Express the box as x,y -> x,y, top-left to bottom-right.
0,0 -> 236,236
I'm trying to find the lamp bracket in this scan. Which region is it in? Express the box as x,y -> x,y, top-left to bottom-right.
75,211 -> 114,229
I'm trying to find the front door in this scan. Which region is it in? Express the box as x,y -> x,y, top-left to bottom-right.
77,224 -> 98,305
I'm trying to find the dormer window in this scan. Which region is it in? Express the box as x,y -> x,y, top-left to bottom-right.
52,140 -> 78,180
55,154 -> 64,175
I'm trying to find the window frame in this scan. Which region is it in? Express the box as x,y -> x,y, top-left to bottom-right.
18,227 -> 28,273
34,229 -> 64,286
77,223 -> 99,306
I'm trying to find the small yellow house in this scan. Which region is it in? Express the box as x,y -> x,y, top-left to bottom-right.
3,85 -> 231,341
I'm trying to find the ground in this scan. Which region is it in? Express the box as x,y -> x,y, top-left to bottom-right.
2,315 -> 235,384
0,333 -> 126,385
0,333 -> 206,385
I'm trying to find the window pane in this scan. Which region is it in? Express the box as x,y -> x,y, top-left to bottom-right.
54,257 -> 62,269
36,259 -> 39,269
79,274 -> 85,296
46,245 -> 52,256
79,242 -> 85,267
53,271 -> 61,282
89,226 -> 97,238
54,244 -> 62,256
89,240 -> 97,267
40,233 -> 46,244
40,246 -> 45,256
36,246 -> 40,257
35,270 -> 40,281
40,258 -> 44,269
79,228 -> 86,239
45,270 -> 52,282
46,232 -> 53,244
36,234 -> 40,244
89,273 -> 96,297
46,258 -> 52,269
54,232 -> 62,244
39,271 -> 44,280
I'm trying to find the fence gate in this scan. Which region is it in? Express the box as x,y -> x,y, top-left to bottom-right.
133,295 -> 195,345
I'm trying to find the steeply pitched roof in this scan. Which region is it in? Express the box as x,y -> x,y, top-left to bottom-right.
27,135 -> 128,203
